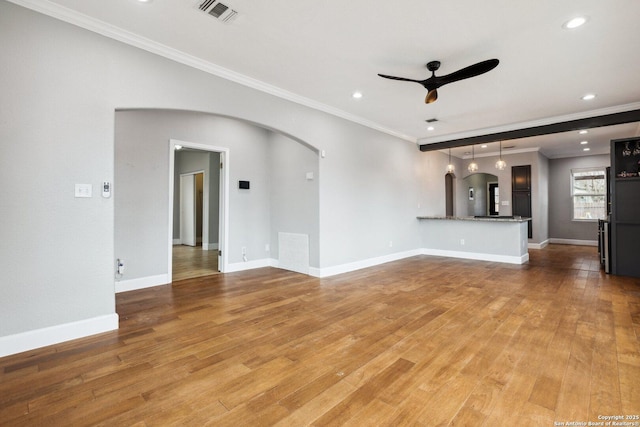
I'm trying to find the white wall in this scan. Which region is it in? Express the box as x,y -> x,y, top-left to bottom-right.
0,2 -> 437,353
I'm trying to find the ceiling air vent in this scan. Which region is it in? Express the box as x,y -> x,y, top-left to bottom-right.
198,0 -> 238,23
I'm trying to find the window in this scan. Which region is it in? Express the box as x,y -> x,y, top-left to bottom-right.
571,168 -> 606,220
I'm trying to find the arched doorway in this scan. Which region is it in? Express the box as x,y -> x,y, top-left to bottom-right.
445,172 -> 455,216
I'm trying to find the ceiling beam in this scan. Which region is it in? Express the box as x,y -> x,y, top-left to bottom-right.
419,109 -> 640,152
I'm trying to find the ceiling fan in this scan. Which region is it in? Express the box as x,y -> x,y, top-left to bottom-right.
378,58 -> 499,104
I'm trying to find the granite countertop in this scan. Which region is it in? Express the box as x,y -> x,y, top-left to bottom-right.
417,215 -> 531,223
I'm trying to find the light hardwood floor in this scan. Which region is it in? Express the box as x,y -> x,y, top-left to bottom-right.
172,245 -> 219,282
1,245 -> 639,425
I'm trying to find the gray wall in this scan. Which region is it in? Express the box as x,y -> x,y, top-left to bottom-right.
456,150 -> 550,244
463,173 -> 497,216
268,132 -> 320,264
0,2 -> 432,340
1,2 -> 116,336
115,110 -> 274,280
319,124 -> 427,267
548,154 -> 609,241
537,152 -> 550,244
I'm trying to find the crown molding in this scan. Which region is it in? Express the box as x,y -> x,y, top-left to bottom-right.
7,0 -> 417,144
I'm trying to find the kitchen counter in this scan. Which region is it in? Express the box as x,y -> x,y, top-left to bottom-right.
417,216 -> 530,264
417,215 -> 530,223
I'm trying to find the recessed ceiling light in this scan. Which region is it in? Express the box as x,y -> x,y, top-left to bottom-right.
563,16 -> 588,29
579,130 -> 588,135
427,126 -> 435,131
352,92 -> 363,99
581,93 -> 596,101
583,147 -> 591,151
580,141 -> 589,145
481,144 -> 487,148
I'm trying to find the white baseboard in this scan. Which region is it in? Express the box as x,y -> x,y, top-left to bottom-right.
421,248 -> 529,265
528,239 -> 550,250
226,258 -> 276,273
314,249 -> 422,278
549,238 -> 598,246
173,239 -> 181,245
0,314 -> 119,358
115,274 -> 170,293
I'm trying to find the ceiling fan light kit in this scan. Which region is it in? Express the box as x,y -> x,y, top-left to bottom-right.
378,58 -> 499,104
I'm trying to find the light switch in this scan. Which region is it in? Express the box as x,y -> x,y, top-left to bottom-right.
75,184 -> 92,198
501,201 -> 509,206
306,172 -> 314,180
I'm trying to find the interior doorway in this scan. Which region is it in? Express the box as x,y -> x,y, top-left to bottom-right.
179,172 -> 203,247
168,139 -> 229,281
445,172 -> 455,216
488,182 -> 499,215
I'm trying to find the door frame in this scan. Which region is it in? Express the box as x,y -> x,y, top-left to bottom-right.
168,139 -> 229,277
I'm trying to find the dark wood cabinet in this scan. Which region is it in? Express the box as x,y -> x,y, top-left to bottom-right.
610,137 -> 640,278
512,165 -> 531,191
512,165 -> 532,238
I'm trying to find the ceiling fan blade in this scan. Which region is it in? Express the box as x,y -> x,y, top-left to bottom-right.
377,74 -> 424,84
425,89 -> 438,104
435,59 -> 499,87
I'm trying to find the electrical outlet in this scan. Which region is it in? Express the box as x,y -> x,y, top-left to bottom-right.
241,247 -> 247,255
389,241 -> 393,247
460,239 -> 465,246
265,244 -> 270,252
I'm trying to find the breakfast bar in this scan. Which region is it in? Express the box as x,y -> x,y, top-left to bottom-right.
417,216 -> 531,264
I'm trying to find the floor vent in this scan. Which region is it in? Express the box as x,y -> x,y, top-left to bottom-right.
197,0 -> 238,23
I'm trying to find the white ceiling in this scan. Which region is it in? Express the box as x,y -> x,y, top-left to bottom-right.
16,0 -> 640,158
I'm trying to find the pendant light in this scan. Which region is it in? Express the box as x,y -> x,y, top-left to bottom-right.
468,145 -> 478,172
446,148 -> 455,173
495,140 -> 507,170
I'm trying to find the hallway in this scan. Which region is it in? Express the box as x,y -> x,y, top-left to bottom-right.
172,245 -> 219,281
